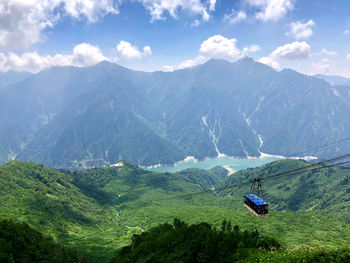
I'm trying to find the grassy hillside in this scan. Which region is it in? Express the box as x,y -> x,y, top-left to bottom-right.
110,218 -> 280,263
0,219 -> 88,263
1,160 -> 350,262
219,159 -> 350,222
111,219 -> 350,263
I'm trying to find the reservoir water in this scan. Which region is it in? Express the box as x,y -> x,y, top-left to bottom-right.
146,156 -> 281,173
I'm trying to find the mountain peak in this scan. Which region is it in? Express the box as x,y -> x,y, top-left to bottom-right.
237,56 -> 255,63
204,58 -> 232,66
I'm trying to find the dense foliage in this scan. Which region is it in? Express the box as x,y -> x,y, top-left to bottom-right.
111,219 -> 280,263
248,247 -> 350,262
111,219 -> 350,263
219,159 -> 350,222
1,160 -> 350,262
0,219 -> 87,263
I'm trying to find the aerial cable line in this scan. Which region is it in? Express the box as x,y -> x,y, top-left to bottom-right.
262,159 -> 350,183
153,153 -> 350,202
287,136 -> 350,157
155,159 -> 350,202
259,153 -> 350,182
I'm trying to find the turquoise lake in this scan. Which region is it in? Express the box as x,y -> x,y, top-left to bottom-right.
146,156 -> 281,173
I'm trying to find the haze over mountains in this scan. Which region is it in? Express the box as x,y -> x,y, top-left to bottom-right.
314,74 -> 350,86
1,58 -> 350,168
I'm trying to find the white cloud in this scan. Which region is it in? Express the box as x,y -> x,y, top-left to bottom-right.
136,0 -> 215,22
62,0 -> 119,22
270,41 -> 310,59
199,35 -> 242,59
258,41 -> 309,71
208,0 -> 216,11
308,57 -> 350,78
258,56 -> 280,70
143,46 -> 152,56
243,44 -> 262,54
164,35 -> 260,71
320,49 -> 337,57
191,19 -> 201,27
223,10 -> 247,25
0,0 -> 119,49
116,41 -> 152,60
344,30 -> 349,35
347,54 -> 350,61
286,20 -> 315,40
0,0 -> 217,50
0,43 -> 107,73
0,40 -> 153,72
163,55 -> 207,71
202,9 -> 210,21
310,58 -> 333,75
71,43 -> 108,66
245,0 -> 294,22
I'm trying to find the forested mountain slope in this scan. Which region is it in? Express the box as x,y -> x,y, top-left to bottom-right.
1,160 -> 350,262
0,59 -> 349,167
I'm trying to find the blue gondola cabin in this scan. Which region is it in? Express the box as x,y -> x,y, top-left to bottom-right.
244,194 -> 268,217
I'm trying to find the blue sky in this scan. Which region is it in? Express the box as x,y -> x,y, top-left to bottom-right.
1,0 -> 350,77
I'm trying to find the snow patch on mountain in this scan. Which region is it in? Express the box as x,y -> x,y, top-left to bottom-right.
202,115 -> 225,157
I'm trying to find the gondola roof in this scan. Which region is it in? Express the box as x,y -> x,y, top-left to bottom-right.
244,194 -> 268,206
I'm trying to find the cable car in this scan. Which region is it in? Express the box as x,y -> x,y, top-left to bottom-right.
244,194 -> 268,217
244,178 -> 268,217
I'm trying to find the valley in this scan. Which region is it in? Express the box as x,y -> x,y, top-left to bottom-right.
1,159 -> 350,262
2,2 -> 350,262
1,58 -> 350,169
146,155 -> 281,173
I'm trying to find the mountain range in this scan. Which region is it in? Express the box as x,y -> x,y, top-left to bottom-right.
314,74 -> 350,86
1,58 -> 350,168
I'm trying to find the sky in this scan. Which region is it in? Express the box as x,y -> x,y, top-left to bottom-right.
1,0 -> 350,77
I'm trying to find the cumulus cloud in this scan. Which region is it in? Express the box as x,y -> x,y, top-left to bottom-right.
258,41 -> 310,71
199,35 -> 242,59
319,49 -> 337,57
223,10 -> 247,25
0,0 -> 119,49
258,56 -> 280,70
143,46 -> 152,56
0,43 -> 108,73
116,41 -> 152,60
242,45 -> 262,55
245,0 -> 294,22
0,0 -> 217,50
270,41 -> 310,59
163,35 -> 260,71
136,0 -> 216,22
71,43 -> 108,66
163,55 -> 207,72
0,40 -> 153,72
208,0 -> 216,11
286,20 -> 315,40
310,58 -> 333,75
308,57 -> 350,77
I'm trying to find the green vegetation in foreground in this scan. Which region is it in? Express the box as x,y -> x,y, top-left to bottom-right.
111,218 -> 280,263
0,219 -> 88,263
220,159 -> 350,222
111,219 -> 350,263
1,160 -> 350,262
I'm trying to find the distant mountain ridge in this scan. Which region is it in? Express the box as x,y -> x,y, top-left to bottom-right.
0,58 -> 349,168
314,73 -> 350,86
0,71 -> 32,89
